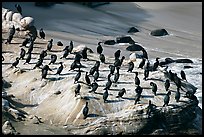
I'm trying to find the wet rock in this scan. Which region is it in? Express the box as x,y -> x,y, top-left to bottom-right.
104,40 -> 116,45
127,27 -> 139,33
116,36 -> 135,44
150,29 -> 169,36
2,121 -> 19,135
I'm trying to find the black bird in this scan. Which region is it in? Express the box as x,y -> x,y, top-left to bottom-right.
104,74 -> 112,90
19,48 -> 26,59
146,100 -> 156,118
116,88 -> 126,98
97,42 -> 103,54
41,69 -> 48,80
68,41 -> 74,53
49,54 -> 57,65
60,48 -> 69,59
135,72 -> 140,86
150,82 -> 157,96
85,72 -> 91,86
82,102 -> 89,119
24,53 -> 31,64
56,62 -> 63,75
5,25 -> 15,44
93,61 -> 100,71
74,53 -> 82,63
57,41 -> 63,46
39,28 -> 45,39
47,39 -> 53,51
135,85 -> 143,95
89,66 -> 97,76
75,84 -> 81,97
113,67 -> 120,83
127,61 -> 134,72
33,58 -> 43,69
152,57 -> 160,71
103,89 -> 109,103
134,93 -> 141,105
69,60 -> 78,71
143,68 -> 149,81
42,65 -> 52,72
114,56 -> 125,68
163,91 -> 171,107
93,70 -> 99,82
138,58 -> 146,69
15,4 -> 22,14
99,53 -> 105,63
74,68 -> 81,83
173,73 -> 181,89
89,82 -> 98,93
63,45 -> 69,51
39,50 -> 47,60
114,49 -> 121,60
81,47 -> 88,60
26,40 -> 34,54
11,57 -> 20,68
141,48 -> 148,59
175,87 -> 180,102
169,70 -> 174,81
109,65 -> 115,75
180,70 -> 187,81
164,79 -> 170,91
20,37 -> 30,47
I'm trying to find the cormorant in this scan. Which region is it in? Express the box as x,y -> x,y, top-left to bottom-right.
82,102 -> 89,119
116,88 -> 126,98
163,91 -> 171,107
127,61 -> 134,72
97,42 -> 103,54
39,28 -> 45,39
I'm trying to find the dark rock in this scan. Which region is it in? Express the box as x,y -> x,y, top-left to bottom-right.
127,27 -> 139,33
150,29 -> 169,36
104,40 -> 116,45
116,36 -> 135,44
126,43 -> 144,51
175,59 -> 193,63
184,66 -> 193,69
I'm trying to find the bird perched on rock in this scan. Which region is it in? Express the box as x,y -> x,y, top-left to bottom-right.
24,53 -> 31,64
89,82 -> 98,93
180,70 -> 187,81
103,89 -> 109,103
97,42 -> 103,54
85,72 -> 91,86
175,87 -> 180,102
135,72 -> 140,86
20,37 -> 30,47
11,57 -> 20,68
116,88 -> 126,98
163,91 -> 171,107
33,58 -> 43,69
60,48 -> 69,59
49,54 -> 57,65
41,65 -> 52,80
143,68 -> 149,81
19,48 -> 26,60
150,82 -> 157,96
47,39 -> 53,51
141,48 -> 148,59
93,70 -> 99,82
127,61 -> 134,72
113,67 -> 120,83
74,68 -> 81,83
82,102 -> 89,119
114,49 -> 121,60
99,54 -> 105,63
164,79 -> 170,91
39,50 -> 47,60
15,4 -> 22,14
152,57 -> 160,71
39,28 -> 45,39
5,25 -> 15,44
56,62 -> 64,75
75,84 -> 81,97
109,65 -> 115,75
68,41 -> 74,53
138,58 -> 146,69
135,85 -> 143,95
104,74 -> 112,90
26,40 -> 34,54
134,93 -> 141,105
